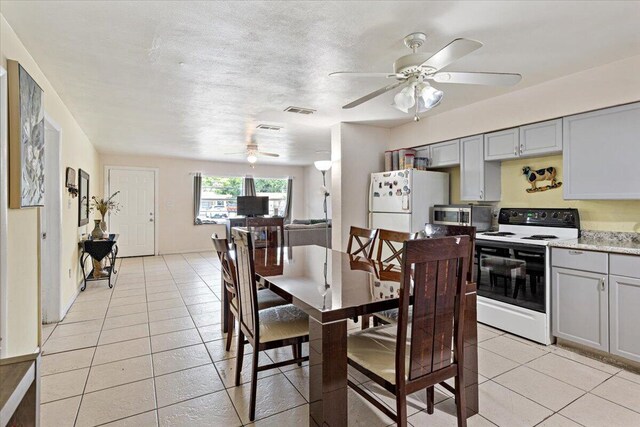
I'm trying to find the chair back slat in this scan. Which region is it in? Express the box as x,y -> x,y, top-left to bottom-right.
211,234 -> 236,297
420,224 -> 476,282
375,229 -> 413,264
246,217 -> 285,248
430,258 -> 458,372
232,228 -> 260,341
347,226 -> 378,258
396,236 -> 470,383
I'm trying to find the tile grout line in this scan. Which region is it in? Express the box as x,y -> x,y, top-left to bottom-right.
186,252 -> 245,425
72,257 -> 121,427
145,256 -> 161,423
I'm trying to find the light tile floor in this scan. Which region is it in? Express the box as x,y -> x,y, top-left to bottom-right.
40,254 -> 640,427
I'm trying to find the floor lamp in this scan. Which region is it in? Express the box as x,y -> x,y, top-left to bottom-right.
314,160 -> 332,249
314,159 -> 332,308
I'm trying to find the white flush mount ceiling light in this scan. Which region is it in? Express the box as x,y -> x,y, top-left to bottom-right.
247,153 -> 258,164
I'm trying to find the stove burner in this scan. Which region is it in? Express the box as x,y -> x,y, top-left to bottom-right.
522,234 -> 558,240
482,232 -> 516,237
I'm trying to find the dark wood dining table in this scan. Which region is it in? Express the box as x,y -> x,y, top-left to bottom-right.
224,244 -> 479,426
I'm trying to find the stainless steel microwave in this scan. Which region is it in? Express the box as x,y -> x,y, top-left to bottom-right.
432,204 -> 493,231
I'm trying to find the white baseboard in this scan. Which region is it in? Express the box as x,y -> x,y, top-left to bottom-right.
60,283 -> 82,320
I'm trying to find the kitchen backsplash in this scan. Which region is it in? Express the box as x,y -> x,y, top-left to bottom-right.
444,154 -> 640,233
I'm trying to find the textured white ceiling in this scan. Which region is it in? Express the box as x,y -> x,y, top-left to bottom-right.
2,1 -> 639,165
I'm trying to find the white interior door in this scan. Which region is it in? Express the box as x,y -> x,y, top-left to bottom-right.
108,169 -> 155,257
40,119 -> 63,323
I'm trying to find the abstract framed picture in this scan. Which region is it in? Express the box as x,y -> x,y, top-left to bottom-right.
7,60 -> 45,208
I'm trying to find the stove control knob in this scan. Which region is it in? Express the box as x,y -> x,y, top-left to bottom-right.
511,211 -> 518,217
540,212 -> 547,219
564,213 -> 572,222
552,212 -> 559,219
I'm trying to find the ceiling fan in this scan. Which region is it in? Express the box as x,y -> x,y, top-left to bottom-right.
225,137 -> 280,165
330,32 -> 522,121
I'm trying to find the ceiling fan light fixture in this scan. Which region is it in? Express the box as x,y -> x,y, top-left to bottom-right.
247,154 -> 258,164
419,84 -> 444,109
392,85 -> 416,113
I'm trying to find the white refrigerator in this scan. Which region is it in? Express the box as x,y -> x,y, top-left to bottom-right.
369,169 -> 449,233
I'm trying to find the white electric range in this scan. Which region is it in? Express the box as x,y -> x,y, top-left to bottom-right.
475,208 -> 580,344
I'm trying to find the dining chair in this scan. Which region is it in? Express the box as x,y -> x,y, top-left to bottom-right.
246,217 -> 285,248
346,226 -> 378,258
373,224 -> 476,326
211,234 -> 288,351
347,235 -> 471,427
231,228 -> 309,421
373,229 -> 414,264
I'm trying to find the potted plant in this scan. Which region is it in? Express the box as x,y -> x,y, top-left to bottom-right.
90,191 -> 121,239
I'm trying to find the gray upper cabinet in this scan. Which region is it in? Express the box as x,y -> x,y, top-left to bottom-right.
552,266 -> 609,352
460,135 -> 501,201
519,119 -> 563,157
429,139 -> 460,168
484,128 -> 519,161
563,102 -> 640,199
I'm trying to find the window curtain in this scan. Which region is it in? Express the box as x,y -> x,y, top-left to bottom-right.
243,176 -> 256,196
283,177 -> 293,223
193,173 -> 202,225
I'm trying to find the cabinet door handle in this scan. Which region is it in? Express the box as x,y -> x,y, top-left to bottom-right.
568,250 -> 583,255
479,190 -> 484,200
520,143 -> 524,153
514,147 -> 518,156
600,277 -> 606,291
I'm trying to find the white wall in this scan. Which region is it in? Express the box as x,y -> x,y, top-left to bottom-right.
1,15 -> 101,356
390,55 -> 640,149
303,165 -> 331,220
100,154 -> 306,254
331,123 -> 389,251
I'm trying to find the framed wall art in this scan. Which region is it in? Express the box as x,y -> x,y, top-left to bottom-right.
7,60 -> 45,209
78,169 -> 90,227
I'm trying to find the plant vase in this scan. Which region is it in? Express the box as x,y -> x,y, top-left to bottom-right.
91,219 -> 105,240
99,214 -> 107,234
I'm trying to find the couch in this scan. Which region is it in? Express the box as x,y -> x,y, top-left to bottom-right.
284,220 -> 331,248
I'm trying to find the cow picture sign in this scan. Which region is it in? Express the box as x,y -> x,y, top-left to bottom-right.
522,166 -> 563,193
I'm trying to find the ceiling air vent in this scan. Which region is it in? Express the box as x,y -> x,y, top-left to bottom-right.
256,124 -> 283,131
284,106 -> 316,115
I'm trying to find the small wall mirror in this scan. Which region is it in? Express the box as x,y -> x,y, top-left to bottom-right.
78,169 -> 90,227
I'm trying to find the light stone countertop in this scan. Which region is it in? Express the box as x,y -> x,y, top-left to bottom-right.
549,230 -> 640,256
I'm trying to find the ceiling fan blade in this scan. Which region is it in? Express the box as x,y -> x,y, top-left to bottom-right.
432,71 -> 522,86
420,38 -> 483,71
342,81 -> 406,109
224,151 -> 248,155
257,151 -> 280,158
330,71 -> 403,79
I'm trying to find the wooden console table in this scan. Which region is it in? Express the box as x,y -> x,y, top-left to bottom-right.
79,234 -> 119,290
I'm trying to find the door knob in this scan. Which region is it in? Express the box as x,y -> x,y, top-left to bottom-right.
149,219 -> 154,222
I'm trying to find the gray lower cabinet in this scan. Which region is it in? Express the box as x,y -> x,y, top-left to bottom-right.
609,274 -> 640,363
552,266 -> 609,351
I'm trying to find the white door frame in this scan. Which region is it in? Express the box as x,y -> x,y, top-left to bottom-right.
0,66 -> 8,357
40,113 -> 63,323
104,165 -> 160,256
